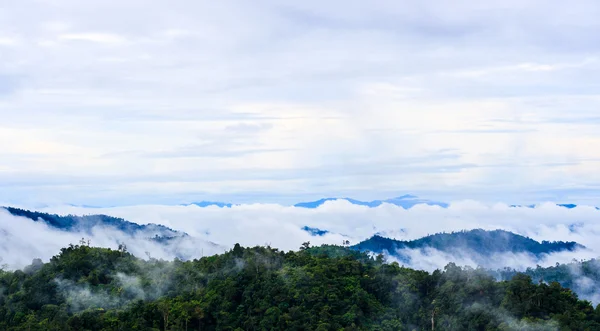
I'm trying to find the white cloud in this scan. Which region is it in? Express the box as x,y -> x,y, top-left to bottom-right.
16,201 -> 596,270
0,37 -> 18,46
0,208 -> 224,269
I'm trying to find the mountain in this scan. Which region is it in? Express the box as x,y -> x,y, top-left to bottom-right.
294,194 -> 449,209
3,207 -> 184,240
1,207 -> 227,261
352,229 -> 585,264
186,201 -> 234,208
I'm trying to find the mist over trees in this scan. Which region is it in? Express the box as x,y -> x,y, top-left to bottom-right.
1,244 -> 600,330
354,229 -> 583,258
494,258 -> 600,305
4,204 -> 600,275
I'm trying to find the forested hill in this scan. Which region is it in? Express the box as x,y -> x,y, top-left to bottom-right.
1,244 -> 600,330
3,207 -> 183,240
353,229 -> 583,259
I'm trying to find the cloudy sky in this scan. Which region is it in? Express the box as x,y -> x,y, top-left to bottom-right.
1,0 -> 600,206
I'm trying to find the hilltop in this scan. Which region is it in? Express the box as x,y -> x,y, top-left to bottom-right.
352,229 -> 584,265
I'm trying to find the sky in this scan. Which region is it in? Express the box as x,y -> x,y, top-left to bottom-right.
1,1 -> 600,206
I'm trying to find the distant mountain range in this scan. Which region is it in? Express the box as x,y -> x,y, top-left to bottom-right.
509,203 -> 600,210
293,194 -> 449,209
183,195 -> 597,210
185,194 -> 449,209
351,229 -> 585,265
184,201 -> 234,208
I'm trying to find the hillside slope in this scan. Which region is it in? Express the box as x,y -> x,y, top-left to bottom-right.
3,207 -> 184,241
353,229 -> 584,265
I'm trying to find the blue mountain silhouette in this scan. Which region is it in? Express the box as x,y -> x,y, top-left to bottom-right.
294,194 -> 449,209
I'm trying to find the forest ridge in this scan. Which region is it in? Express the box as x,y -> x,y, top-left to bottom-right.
1,244 -> 600,330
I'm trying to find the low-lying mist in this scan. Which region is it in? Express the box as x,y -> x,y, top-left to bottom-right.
0,209 -> 225,269
2,200 -> 600,273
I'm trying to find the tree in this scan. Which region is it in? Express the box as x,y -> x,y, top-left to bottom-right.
190,301 -> 204,331
117,243 -> 127,256
232,243 -> 244,257
158,299 -> 171,331
431,299 -> 439,331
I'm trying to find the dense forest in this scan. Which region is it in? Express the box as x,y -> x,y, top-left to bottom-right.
353,229 -> 583,260
1,243 -> 600,330
493,258 -> 600,305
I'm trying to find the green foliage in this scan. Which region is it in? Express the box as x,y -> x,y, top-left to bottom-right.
0,244 -> 598,330
494,258 -> 600,303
